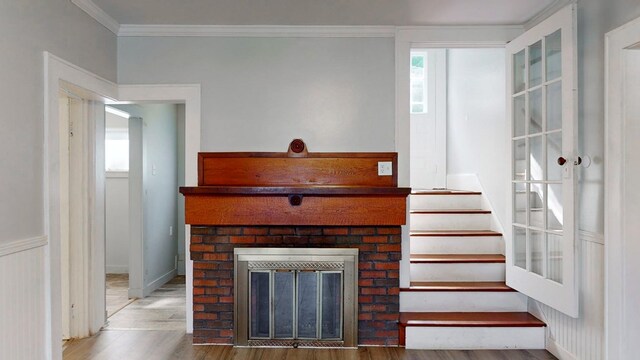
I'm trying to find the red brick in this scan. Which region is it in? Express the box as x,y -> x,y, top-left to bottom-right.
358,296 -> 373,303
361,287 -> 387,295
269,227 -> 295,235
360,271 -> 386,279
203,253 -> 231,261
358,263 -> 373,270
363,236 -> 388,243
219,329 -> 234,338
358,313 -> 373,320
323,227 -> 349,235
219,296 -> 234,303
230,236 -> 255,244
202,236 -> 230,244
374,313 -> 399,321
374,262 -> 399,270
193,287 -> 205,295
355,244 -> 376,252
194,313 -> 219,320
194,262 -> 221,270
194,296 -> 219,304
242,227 -> 269,235
190,244 -> 215,252
363,253 -> 389,261
191,235 -> 204,243
361,304 -> 386,312
350,228 -> 376,235
193,279 -> 218,287
387,270 -> 399,278
388,288 -> 400,295
194,304 -> 204,312
358,279 -> 374,287
193,270 -> 206,279
378,244 -> 401,252
376,227 -> 401,235
216,227 -> 243,235
389,235 -> 402,244
256,236 -> 284,244
359,339 -> 386,346
205,287 -> 231,295
219,279 -> 234,286
375,330 -> 397,338
296,227 -> 322,235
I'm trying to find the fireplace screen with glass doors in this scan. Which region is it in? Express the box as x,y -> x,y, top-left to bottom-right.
235,248 -> 358,348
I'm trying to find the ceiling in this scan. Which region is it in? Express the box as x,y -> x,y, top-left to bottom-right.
91,0 -> 558,26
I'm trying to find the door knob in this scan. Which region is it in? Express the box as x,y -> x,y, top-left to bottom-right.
557,157 -> 567,165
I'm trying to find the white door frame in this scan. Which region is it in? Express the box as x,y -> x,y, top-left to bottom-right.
45,54 -> 201,360
117,84 -> 201,334
394,26 -> 522,289
44,52 -> 118,360
604,15 -> 640,360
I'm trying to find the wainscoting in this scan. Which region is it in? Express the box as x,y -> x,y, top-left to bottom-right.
0,238 -> 47,360
531,233 -> 604,360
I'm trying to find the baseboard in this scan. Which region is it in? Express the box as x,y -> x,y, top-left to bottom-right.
143,268 -> 178,297
106,265 -> 128,274
546,337 -> 578,360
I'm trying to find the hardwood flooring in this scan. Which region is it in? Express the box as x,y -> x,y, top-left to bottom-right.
105,274 -> 134,318
104,275 -> 186,331
63,330 -> 556,360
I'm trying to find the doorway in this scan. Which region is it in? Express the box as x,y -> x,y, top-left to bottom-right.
605,16 -> 640,360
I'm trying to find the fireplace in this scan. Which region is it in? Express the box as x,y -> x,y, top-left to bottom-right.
180,139 -> 410,347
234,248 -> 358,348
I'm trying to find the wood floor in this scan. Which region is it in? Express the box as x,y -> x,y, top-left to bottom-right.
104,275 -> 186,330
63,330 -> 556,360
105,274 -> 134,318
65,275 -> 556,359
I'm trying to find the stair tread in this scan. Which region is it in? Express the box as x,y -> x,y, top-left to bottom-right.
412,190 -> 482,195
402,281 -> 515,292
410,254 -> 505,263
410,230 -> 502,237
410,209 -> 491,214
399,312 -> 546,327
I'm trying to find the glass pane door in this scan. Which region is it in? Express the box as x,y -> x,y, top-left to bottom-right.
506,4 -> 578,317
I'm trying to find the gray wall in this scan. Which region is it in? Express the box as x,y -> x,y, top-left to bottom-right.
176,105 -> 186,275
446,48 -> 507,228
577,0 -> 640,234
118,37 -> 395,152
0,0 -> 116,244
106,173 -> 130,273
116,104 -> 179,293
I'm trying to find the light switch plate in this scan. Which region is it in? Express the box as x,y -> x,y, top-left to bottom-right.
378,161 -> 393,176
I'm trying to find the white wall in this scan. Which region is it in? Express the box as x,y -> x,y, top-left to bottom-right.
106,172 -> 130,273
531,0 -> 640,359
0,1 -> 115,359
176,105 -> 186,275
117,37 -> 395,152
446,48 -> 507,227
116,104 -> 180,295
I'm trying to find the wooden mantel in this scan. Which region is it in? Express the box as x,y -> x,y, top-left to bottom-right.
179,139 -> 411,226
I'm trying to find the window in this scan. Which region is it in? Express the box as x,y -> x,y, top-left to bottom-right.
105,106 -> 130,171
410,52 -> 427,114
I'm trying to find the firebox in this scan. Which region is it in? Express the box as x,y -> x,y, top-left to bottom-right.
234,248 -> 358,348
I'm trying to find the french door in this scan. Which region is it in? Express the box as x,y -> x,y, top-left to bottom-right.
506,4 -> 579,317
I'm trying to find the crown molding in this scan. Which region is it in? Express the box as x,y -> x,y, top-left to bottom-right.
118,25 -> 397,38
72,0 -> 120,35
523,0 -> 573,30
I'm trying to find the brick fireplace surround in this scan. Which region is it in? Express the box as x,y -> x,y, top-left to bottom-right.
190,225 -> 401,346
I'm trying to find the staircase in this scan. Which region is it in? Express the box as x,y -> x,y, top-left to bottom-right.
399,190 -> 546,349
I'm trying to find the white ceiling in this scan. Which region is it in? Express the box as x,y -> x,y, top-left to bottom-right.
91,0 -> 558,26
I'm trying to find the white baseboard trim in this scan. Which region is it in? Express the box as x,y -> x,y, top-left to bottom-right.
106,265 -> 129,274
546,337 -> 578,360
0,235 -> 48,257
143,268 -> 178,297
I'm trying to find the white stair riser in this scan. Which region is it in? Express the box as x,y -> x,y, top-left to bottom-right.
410,195 -> 481,210
410,263 -> 505,282
400,291 -> 527,312
411,236 -> 504,254
405,326 -> 546,349
410,213 -> 492,231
